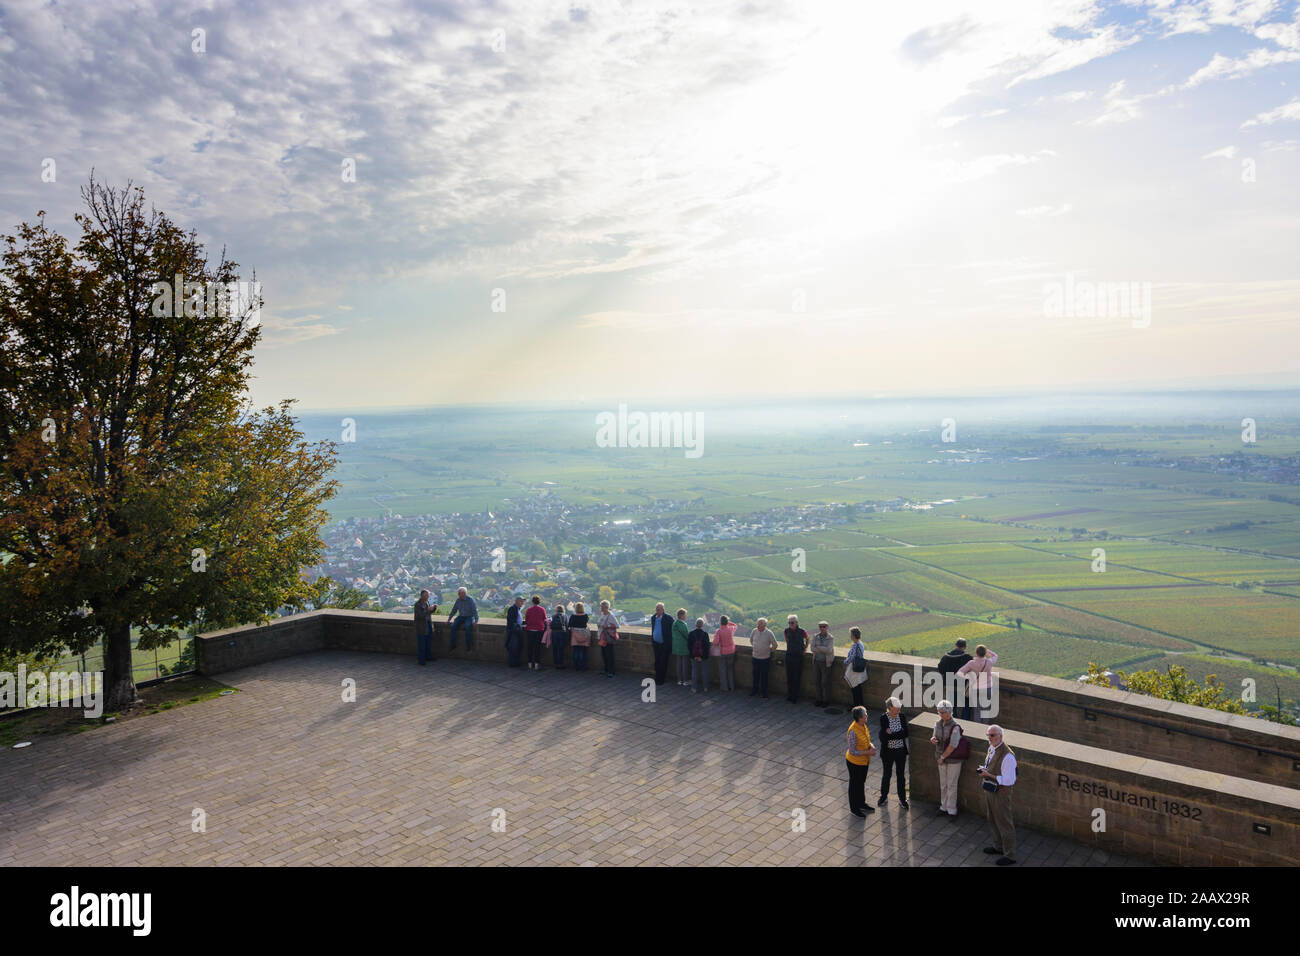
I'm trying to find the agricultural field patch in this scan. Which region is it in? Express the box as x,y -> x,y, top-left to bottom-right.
896,542 -> 1171,590
850,568 -> 1014,613
1038,541 -> 1300,584
1030,586 -> 1300,664
1008,605 -> 1195,651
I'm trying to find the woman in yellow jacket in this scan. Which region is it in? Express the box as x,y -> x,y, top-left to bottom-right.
845,706 -> 878,818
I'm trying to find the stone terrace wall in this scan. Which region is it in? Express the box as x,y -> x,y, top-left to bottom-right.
193,611 -> 1300,865
196,611 -> 1300,788
907,713 -> 1300,866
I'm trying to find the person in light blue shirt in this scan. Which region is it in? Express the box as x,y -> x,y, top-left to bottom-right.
448,587 -> 478,651
649,602 -> 670,686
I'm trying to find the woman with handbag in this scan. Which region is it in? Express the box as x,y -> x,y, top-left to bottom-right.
568,602 -> 591,672
549,603 -> 569,670
844,627 -> 867,707
597,600 -> 619,677
929,699 -> 967,819
524,594 -> 547,671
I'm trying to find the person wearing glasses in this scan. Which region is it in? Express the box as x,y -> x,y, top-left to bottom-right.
929,699 -> 965,820
877,696 -> 910,809
977,724 -> 1017,866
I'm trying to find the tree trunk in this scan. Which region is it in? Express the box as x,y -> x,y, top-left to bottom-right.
103,621 -> 137,711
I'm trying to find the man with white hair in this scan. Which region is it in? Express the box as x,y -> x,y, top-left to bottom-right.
447,587 -> 478,652
929,700 -> 966,820
649,602 -> 671,686
978,724 -> 1018,865
749,618 -> 779,699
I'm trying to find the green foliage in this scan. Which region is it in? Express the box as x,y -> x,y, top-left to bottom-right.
1086,662 -> 1248,715
0,178 -> 337,708
299,576 -> 370,611
1257,705 -> 1297,725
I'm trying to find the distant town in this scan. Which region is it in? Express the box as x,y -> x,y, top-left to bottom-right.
309,493 -> 914,624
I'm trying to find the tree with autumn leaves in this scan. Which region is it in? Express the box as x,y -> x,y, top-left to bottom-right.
0,177 -> 338,711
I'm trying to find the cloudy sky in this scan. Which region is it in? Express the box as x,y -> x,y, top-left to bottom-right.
2,0 -> 1298,409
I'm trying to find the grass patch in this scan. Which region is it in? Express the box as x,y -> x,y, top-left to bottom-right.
0,675 -> 235,747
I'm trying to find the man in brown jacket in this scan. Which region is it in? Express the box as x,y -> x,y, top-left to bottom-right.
978,724 -> 1017,865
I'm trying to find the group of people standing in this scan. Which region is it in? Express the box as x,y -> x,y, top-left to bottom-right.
501,595 -> 622,676
844,698 -> 1018,865
414,590 -> 1015,862
646,606 -> 861,706
936,638 -> 1000,722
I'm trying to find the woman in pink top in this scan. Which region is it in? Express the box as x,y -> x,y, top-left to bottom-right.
712,615 -> 738,691
957,644 -> 998,722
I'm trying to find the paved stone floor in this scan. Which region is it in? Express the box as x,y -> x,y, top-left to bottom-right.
0,651 -> 1144,866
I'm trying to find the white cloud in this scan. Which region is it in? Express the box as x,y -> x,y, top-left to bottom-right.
1185,47 -> 1300,87
1148,0 -> 1280,37
1017,203 -> 1073,216
1084,79 -> 1151,125
1201,144 -> 1239,158
1242,95 -> 1300,126
1008,24 -> 1141,87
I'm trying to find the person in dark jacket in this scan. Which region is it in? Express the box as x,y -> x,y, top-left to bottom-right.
688,618 -> 711,693
783,615 -> 808,704
414,590 -> 438,665
504,596 -> 525,668
877,696 -> 910,808
549,604 -> 569,669
567,602 -> 591,672
937,639 -> 973,719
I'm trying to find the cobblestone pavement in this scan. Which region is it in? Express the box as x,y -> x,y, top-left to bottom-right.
0,652 -> 1144,866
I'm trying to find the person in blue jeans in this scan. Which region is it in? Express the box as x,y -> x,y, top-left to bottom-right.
447,587 -> 478,651
414,590 -> 437,665
568,602 -> 591,671
505,596 -> 525,668
649,603 -> 671,685
550,603 -> 569,669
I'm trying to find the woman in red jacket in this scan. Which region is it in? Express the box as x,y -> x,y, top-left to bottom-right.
524,594 -> 548,671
